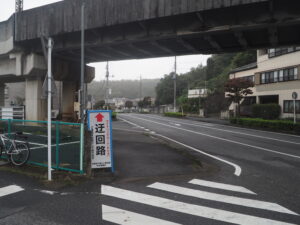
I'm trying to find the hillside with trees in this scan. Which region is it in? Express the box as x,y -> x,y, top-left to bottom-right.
155,50 -> 257,114
88,79 -> 159,101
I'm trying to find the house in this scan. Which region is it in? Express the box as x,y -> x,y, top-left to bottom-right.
228,47 -> 300,119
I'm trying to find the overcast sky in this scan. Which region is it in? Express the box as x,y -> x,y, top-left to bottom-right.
1,0 -> 210,81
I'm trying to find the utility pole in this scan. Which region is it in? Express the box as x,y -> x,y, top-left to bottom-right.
139,75 -> 142,101
173,56 -> 177,112
47,38 -> 53,181
105,62 -> 110,110
80,0 -> 85,124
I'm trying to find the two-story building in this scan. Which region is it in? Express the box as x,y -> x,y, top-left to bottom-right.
229,47 -> 300,119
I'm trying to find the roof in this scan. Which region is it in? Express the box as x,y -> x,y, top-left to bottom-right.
230,62 -> 257,74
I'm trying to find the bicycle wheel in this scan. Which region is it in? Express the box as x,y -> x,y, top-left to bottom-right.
10,143 -> 30,166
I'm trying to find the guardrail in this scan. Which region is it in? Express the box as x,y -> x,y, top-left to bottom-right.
0,119 -> 84,174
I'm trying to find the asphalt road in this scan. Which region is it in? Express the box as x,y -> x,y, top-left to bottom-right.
1,114 -> 300,225
115,113 -> 300,224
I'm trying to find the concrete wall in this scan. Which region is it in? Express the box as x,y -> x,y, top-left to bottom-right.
0,16 -> 14,55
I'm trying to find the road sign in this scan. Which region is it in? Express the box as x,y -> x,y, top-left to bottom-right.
88,110 -> 114,171
292,92 -> 298,99
188,89 -> 207,98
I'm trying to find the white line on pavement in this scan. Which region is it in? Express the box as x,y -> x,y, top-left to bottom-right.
101,185 -> 296,225
120,118 -> 242,176
122,115 -> 300,160
140,114 -> 300,138
189,179 -> 255,194
102,205 -> 181,225
137,114 -> 300,145
148,182 -> 298,215
0,185 -> 24,197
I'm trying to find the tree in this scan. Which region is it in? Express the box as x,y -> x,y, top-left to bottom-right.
94,100 -> 105,109
224,78 -> 254,116
142,96 -> 152,108
125,100 -> 133,109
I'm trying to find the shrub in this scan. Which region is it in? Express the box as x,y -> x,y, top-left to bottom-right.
112,112 -> 117,120
164,112 -> 186,118
252,104 -> 281,120
230,117 -> 300,134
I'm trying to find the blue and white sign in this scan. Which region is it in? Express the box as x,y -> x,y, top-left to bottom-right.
88,110 -> 114,171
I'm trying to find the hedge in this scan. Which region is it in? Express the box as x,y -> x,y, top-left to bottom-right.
252,104 -> 281,120
230,117 -> 300,133
112,112 -> 117,120
164,112 -> 186,118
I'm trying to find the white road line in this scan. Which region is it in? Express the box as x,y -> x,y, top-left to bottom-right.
123,115 -> 300,160
0,185 -> 24,197
189,179 -> 255,194
120,118 -> 242,176
101,185 -> 296,225
148,182 -> 297,215
137,114 -> 300,145
138,114 -> 300,138
102,205 -> 181,225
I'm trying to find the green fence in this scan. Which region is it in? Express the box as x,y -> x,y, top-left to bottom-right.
0,119 -> 84,174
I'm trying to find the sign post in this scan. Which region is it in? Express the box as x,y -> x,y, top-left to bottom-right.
87,110 -> 114,172
47,38 -> 53,181
292,92 -> 298,124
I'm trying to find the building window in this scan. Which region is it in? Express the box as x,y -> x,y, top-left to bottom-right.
268,47 -> 300,58
243,75 -> 254,83
260,67 -> 298,84
283,100 -> 300,113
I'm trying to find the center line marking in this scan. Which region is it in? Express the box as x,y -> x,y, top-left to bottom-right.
120,118 -> 242,176
137,114 -> 300,145
122,115 -> 300,160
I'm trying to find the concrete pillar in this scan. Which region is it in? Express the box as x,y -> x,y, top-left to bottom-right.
0,83 -> 5,107
62,82 -> 77,121
25,77 -> 47,121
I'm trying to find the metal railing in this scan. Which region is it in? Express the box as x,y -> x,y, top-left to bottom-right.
0,119 -> 84,174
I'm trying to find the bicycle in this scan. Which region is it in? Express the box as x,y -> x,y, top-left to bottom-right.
0,129 -> 30,166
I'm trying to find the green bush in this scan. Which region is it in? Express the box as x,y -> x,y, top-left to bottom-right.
252,104 -> 281,120
230,117 -> 300,133
112,112 -> 117,120
164,112 -> 186,118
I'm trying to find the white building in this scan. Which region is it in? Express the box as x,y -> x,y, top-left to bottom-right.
229,47 -> 300,119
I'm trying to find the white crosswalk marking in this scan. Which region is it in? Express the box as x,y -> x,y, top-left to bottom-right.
0,185 -> 24,197
101,185 -> 297,225
189,179 -> 256,194
102,205 -> 181,225
148,182 -> 298,215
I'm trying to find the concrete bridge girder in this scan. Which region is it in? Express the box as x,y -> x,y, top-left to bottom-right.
0,51 -> 95,121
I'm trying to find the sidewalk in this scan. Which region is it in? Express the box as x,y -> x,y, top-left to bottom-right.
111,120 -> 216,183
185,116 -> 230,125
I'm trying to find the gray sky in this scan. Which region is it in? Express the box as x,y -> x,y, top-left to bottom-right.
1,0 -> 210,81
